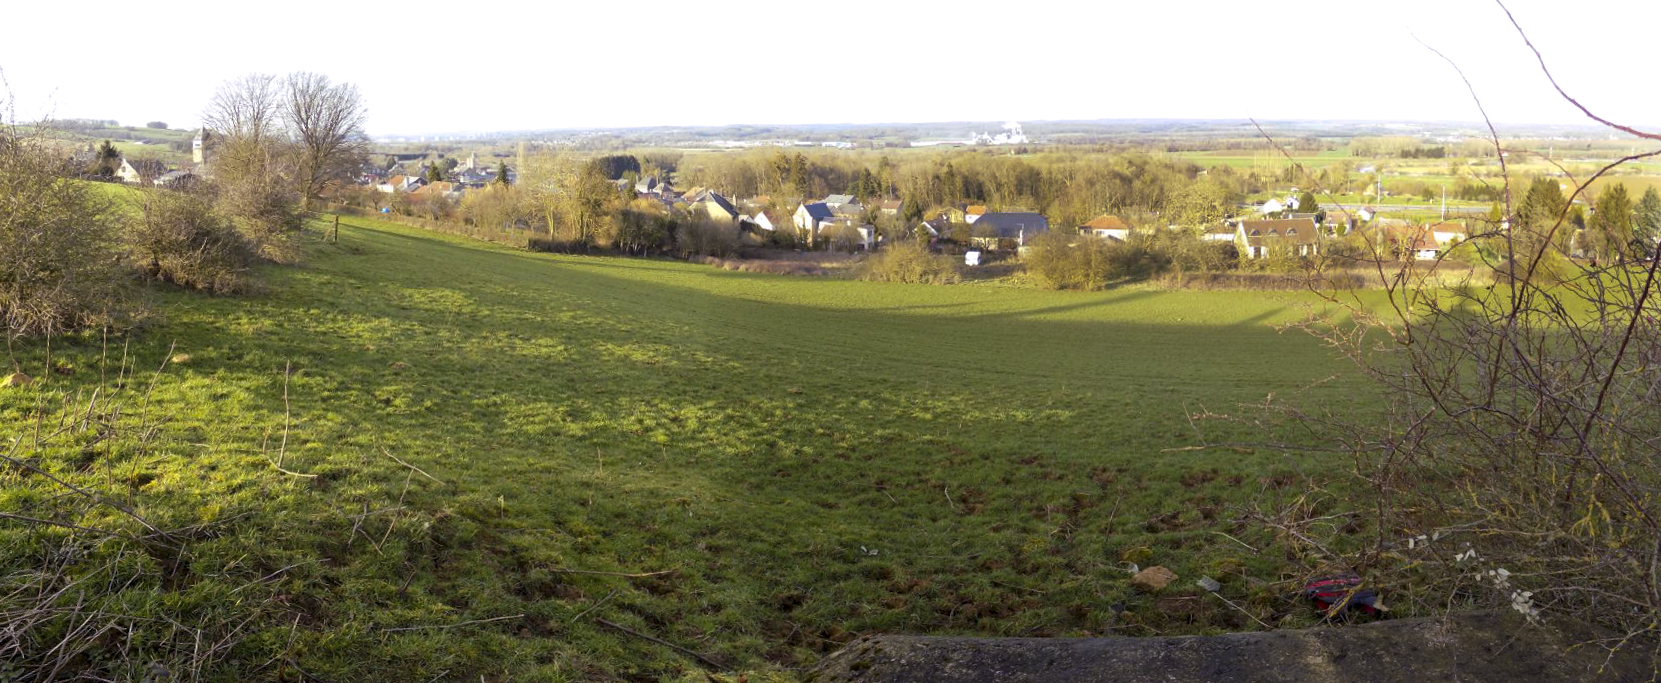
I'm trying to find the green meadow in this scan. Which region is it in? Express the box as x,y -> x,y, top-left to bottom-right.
2,216 -> 1380,681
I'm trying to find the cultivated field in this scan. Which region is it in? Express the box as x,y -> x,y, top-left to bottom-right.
2,216 -> 1381,681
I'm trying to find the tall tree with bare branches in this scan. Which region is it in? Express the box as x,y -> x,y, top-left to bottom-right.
201,73 -> 290,183
281,71 -> 368,208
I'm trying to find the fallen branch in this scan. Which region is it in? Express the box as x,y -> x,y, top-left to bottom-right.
1204,589 -> 1273,630
381,447 -> 445,486
380,614 -> 525,633
264,457 -> 318,478
0,512 -> 125,537
596,617 -> 726,671
1209,530 -> 1260,554
569,589 -> 620,623
549,568 -> 676,578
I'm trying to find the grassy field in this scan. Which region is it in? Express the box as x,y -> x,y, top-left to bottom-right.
2,215 -> 1379,681
1162,149 -> 1353,170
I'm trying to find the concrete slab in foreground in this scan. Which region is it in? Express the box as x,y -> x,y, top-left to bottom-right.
809,612 -> 1654,683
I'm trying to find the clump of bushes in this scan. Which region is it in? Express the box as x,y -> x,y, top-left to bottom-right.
1,121 -> 314,338
1025,232 -> 1172,291
676,216 -> 739,259
857,240 -> 961,284
129,189 -> 256,293
215,178 -> 305,264
0,132 -> 127,336
1025,230 -> 1249,291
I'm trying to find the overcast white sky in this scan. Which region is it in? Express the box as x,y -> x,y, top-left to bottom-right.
2,0 -> 1655,135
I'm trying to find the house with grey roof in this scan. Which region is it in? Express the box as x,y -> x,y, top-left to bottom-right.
794,202 -> 834,233
971,212 -> 1049,248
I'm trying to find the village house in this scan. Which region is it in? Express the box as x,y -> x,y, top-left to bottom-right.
964,205 -> 989,224
794,202 -> 834,233
1409,232 -> 1443,260
152,170 -> 196,189
1078,215 -> 1131,241
688,190 -> 741,224
1380,225 -> 1446,261
879,199 -> 904,217
116,158 -> 166,184
919,216 -> 952,238
743,208 -> 785,233
972,212 -> 1049,249
1428,221 -> 1468,245
1238,218 -> 1321,259
377,174 -> 424,194
635,176 -> 666,196
1326,211 -> 1357,234
1201,224 -> 1239,242
410,181 -> 463,201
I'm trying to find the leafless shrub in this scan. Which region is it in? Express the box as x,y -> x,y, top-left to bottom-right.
692,256 -> 832,276
676,216 -> 740,259
128,188 -> 257,293
212,175 -> 305,264
0,122 -> 128,338
1217,5 -> 1661,659
856,241 -> 962,284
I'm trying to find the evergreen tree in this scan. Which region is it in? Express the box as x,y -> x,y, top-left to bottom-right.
1591,183 -> 1634,262
91,140 -> 120,176
789,154 -> 809,198
496,161 -> 510,186
1633,187 -> 1661,253
1518,177 -> 1567,230
1516,177 -> 1568,256
853,168 -> 873,203
1297,190 -> 1318,214
426,163 -> 445,183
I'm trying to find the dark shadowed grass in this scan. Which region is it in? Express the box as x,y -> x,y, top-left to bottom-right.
1,214 -> 1378,681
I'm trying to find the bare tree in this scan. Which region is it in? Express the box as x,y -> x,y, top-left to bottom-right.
201,73 -> 287,186
201,74 -> 305,261
1217,2 -> 1661,660
281,71 -> 368,208
202,73 -> 281,143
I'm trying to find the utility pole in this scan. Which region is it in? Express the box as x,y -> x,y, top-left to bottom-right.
1441,185 -> 1447,222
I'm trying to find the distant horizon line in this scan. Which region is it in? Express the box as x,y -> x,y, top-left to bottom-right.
359,116 -> 1630,140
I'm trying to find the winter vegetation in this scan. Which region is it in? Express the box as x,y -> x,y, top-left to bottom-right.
5,15 -> 1661,678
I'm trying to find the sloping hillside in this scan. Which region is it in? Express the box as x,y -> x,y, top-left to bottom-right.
1,216 -> 1371,681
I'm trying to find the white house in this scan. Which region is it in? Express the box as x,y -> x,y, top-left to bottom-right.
748,209 -> 783,232
377,174 -> 424,194
794,202 -> 834,233
1079,215 -> 1131,241
1429,221 -> 1468,245
1239,218 -> 1321,259
1201,224 -> 1238,242
1259,198 -> 1286,215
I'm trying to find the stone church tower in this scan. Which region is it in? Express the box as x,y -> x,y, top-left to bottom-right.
192,128 -> 213,164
